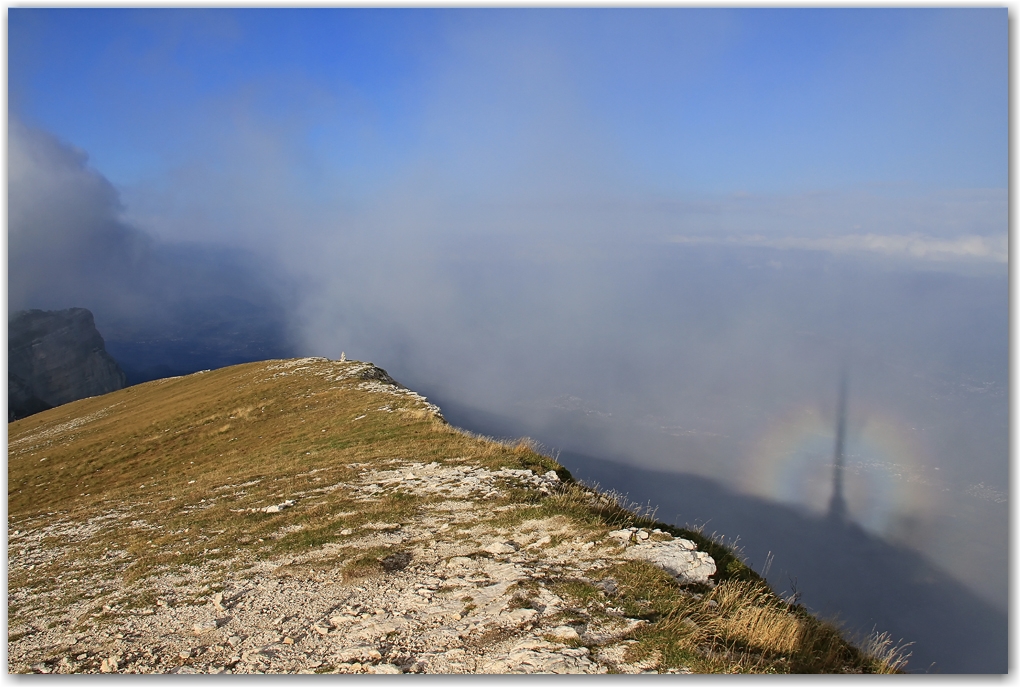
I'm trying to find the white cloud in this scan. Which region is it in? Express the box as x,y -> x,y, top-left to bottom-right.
668,232 -> 1008,264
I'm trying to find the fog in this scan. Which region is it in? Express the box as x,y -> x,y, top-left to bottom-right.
286,225 -> 1006,672
8,8 -> 1006,673
9,119 -> 297,382
11,124 -> 1006,670
297,220 -> 1008,590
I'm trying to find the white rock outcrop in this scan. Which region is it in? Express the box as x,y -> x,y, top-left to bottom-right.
623,538 -> 717,585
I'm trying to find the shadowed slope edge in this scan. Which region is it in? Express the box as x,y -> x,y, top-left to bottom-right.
9,358 -> 905,674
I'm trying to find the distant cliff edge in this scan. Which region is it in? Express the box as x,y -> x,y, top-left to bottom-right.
9,308 -> 127,421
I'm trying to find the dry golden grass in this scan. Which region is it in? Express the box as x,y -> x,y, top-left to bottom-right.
8,357 -> 903,673
857,630 -> 913,674
602,564 -> 906,674
706,580 -> 805,655
9,359 -> 558,581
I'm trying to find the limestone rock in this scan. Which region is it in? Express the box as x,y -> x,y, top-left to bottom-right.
260,500 -> 296,514
484,541 -> 518,555
607,529 -> 633,544
548,625 -> 580,640
192,621 -> 218,635
336,645 -> 382,663
504,608 -> 538,625
527,535 -> 552,549
623,539 -> 716,584
368,663 -> 403,674
480,640 -> 602,674
172,666 -> 203,674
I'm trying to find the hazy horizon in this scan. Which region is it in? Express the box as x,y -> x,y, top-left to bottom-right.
8,8 -> 1008,672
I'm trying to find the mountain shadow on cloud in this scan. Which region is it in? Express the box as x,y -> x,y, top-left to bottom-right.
435,398 -> 1006,674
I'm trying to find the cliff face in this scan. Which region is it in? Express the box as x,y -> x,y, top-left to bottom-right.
8,308 -> 127,421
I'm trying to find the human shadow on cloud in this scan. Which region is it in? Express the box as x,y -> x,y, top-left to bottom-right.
438,399 -> 1006,674
558,451 -> 1007,675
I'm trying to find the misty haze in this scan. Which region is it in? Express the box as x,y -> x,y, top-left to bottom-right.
8,9 -> 1007,673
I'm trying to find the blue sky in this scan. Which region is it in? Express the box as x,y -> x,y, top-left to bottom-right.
11,8 -> 1006,197
8,8 -> 1008,277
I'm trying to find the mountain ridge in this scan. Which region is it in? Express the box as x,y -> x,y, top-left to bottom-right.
8,357 -> 905,674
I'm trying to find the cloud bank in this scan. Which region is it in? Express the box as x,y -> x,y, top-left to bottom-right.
8,118 -> 296,376
670,231 -> 1007,264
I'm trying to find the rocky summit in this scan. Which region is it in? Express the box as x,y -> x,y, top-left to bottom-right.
8,358 -> 905,674
8,308 -> 127,421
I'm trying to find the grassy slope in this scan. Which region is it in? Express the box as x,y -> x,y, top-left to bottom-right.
8,358 -> 904,673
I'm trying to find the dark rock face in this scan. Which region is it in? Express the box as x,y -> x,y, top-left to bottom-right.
9,308 -> 127,421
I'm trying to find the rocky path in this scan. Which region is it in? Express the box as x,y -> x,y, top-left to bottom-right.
10,460 -> 716,674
